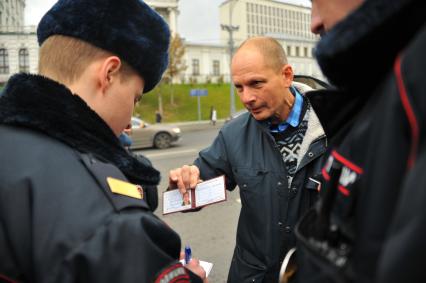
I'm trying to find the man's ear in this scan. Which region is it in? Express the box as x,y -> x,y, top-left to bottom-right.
98,56 -> 122,93
281,64 -> 294,87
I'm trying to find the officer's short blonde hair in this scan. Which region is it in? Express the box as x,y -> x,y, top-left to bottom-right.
39,35 -> 134,84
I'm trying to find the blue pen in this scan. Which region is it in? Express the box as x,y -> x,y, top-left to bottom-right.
184,245 -> 192,264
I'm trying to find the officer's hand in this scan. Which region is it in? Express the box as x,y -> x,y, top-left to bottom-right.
185,258 -> 208,283
169,165 -> 200,194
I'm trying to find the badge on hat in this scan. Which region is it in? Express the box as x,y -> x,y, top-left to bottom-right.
107,177 -> 143,199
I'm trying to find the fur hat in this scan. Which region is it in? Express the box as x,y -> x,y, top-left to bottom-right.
37,0 -> 170,93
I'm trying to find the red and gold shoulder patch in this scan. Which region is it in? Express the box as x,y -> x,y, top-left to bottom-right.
155,262 -> 190,283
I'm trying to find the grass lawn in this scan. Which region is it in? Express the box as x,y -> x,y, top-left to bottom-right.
135,83 -> 245,123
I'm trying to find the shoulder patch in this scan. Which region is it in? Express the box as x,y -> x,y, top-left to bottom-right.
107,177 -> 143,200
78,153 -> 149,211
155,263 -> 190,283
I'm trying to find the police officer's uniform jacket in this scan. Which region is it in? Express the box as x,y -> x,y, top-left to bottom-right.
194,86 -> 327,282
295,0 -> 426,282
0,74 -> 202,283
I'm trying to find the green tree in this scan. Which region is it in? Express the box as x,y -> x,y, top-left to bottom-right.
163,34 -> 187,105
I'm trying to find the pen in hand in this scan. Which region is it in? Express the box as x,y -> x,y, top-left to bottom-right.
184,244 -> 192,264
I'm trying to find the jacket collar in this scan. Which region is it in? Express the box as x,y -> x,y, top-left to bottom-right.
0,73 -> 160,186
316,0 -> 426,93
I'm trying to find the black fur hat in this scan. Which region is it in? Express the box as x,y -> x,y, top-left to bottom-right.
37,0 -> 170,93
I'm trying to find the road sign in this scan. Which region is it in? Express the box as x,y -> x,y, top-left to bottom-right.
190,89 -> 208,97
190,89 -> 208,121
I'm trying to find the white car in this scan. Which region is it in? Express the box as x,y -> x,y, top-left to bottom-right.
129,117 -> 181,149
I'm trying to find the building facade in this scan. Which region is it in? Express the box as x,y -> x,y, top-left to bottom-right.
0,0 -> 25,29
0,0 -> 38,84
145,0 -> 179,35
180,41 -> 230,84
219,0 -> 323,80
220,0 -> 316,43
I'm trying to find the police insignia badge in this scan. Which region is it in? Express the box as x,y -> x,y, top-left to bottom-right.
107,177 -> 144,199
155,262 -> 190,283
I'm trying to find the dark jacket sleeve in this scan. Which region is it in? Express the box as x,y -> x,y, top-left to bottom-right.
52,211 -> 201,283
376,149 -> 426,283
194,130 -> 236,190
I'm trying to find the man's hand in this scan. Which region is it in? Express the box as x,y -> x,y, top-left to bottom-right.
186,258 -> 208,283
169,165 -> 200,194
180,251 -> 208,283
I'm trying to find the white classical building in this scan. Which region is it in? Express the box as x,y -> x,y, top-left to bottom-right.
0,0 -> 25,28
0,0 -> 38,83
146,0 -> 179,35
180,41 -> 230,84
0,0 -> 323,85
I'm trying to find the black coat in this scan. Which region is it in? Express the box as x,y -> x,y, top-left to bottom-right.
194,98 -> 327,282
295,0 -> 426,282
0,74 -> 201,283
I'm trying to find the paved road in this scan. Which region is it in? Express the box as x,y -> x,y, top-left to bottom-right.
136,126 -> 240,283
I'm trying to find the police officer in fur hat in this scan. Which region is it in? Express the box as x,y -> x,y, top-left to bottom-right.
0,0 -> 207,282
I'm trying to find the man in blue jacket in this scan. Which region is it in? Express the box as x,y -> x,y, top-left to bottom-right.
169,37 -> 327,282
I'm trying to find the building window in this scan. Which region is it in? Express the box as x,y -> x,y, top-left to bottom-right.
192,59 -> 200,76
304,47 -> 308,57
0,49 -> 9,74
212,60 -> 220,76
19,48 -> 29,72
295,46 -> 300,57
286,46 -> 291,57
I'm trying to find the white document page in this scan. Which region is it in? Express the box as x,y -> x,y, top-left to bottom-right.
163,189 -> 192,214
179,259 -> 213,277
200,260 -> 214,277
194,176 -> 226,207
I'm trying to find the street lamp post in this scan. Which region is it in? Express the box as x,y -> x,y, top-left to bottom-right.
221,0 -> 239,116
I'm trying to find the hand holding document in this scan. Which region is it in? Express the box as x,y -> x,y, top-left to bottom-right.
163,175 -> 226,215
180,259 -> 213,278
180,245 -> 213,278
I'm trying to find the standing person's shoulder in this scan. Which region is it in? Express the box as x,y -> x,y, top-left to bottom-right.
398,23 -> 426,103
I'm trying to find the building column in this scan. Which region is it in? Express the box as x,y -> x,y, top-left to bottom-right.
168,7 -> 179,35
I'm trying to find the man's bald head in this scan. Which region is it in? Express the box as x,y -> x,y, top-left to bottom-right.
235,36 -> 288,73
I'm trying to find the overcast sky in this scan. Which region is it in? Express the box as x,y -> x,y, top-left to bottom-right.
25,0 -> 311,43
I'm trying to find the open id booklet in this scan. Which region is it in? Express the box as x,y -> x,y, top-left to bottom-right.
163,175 -> 226,215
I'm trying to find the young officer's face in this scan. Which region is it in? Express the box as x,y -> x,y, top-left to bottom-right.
311,0 -> 365,34
232,47 -> 293,122
106,72 -> 144,136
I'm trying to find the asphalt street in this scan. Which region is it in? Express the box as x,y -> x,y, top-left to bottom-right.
136,124 -> 241,283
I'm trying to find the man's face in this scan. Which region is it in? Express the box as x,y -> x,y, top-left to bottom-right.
232,47 -> 293,121
183,192 -> 190,205
311,0 -> 365,34
104,72 -> 144,136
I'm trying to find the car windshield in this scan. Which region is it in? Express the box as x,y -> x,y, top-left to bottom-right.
131,118 -> 150,128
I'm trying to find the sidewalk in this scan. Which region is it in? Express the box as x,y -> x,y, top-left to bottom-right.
170,120 -> 225,132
